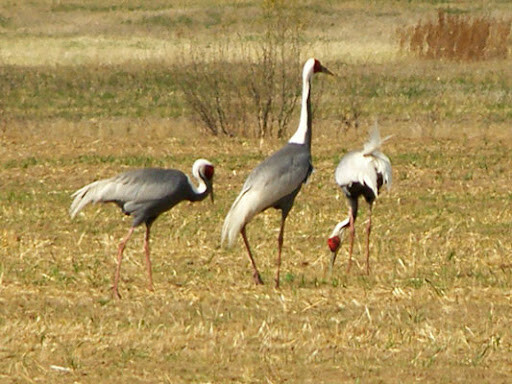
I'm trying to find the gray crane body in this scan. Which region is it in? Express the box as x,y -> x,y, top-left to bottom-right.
70,166 -> 212,227
222,143 -> 312,247
246,143 -> 313,212
116,169 -> 198,227
221,58 -> 333,287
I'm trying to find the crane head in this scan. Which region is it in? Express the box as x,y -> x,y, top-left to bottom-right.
313,59 -> 334,76
303,58 -> 335,80
327,219 -> 348,271
193,159 -> 215,203
327,235 -> 341,273
327,235 -> 341,253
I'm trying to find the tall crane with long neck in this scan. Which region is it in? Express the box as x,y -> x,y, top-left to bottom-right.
222,58 -> 333,288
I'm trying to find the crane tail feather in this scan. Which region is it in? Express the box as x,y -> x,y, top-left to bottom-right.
362,120 -> 392,156
221,188 -> 254,248
221,211 -> 243,248
69,179 -> 112,219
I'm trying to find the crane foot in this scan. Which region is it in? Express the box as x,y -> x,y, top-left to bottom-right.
113,288 -> 122,300
253,271 -> 264,285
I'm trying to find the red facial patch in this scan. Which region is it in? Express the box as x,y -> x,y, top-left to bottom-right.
203,164 -> 214,180
327,236 -> 340,252
313,59 -> 322,73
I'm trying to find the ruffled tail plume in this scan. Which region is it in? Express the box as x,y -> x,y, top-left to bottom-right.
362,120 -> 392,156
70,179 -> 111,218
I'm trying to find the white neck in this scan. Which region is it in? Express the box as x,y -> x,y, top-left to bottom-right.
329,217 -> 350,238
187,164 -> 209,201
288,70 -> 312,145
188,175 -> 207,196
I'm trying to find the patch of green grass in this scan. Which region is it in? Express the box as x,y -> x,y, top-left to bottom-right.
3,156 -> 39,169
50,2 -> 166,13
0,14 -> 10,27
0,65 -> 184,120
0,190 -> 34,203
204,8 -> 223,28
138,14 -> 193,29
72,154 -> 162,167
2,58 -> 511,127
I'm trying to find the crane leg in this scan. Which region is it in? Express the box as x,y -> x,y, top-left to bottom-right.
113,226 -> 135,299
144,224 -> 154,292
275,217 -> 286,289
365,204 -> 373,275
347,208 -> 356,273
241,226 -> 264,285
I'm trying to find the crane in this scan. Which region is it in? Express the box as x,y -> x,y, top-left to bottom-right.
222,58 -> 333,288
327,122 -> 392,274
70,159 -> 214,299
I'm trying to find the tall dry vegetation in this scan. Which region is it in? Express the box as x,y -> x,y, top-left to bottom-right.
178,0 -> 305,139
399,10 -> 511,61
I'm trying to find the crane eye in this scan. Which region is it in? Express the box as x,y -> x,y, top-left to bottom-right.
203,164 -> 214,179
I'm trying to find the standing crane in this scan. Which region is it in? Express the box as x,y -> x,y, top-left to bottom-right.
70,159 -> 214,299
327,123 -> 392,274
222,58 -> 333,288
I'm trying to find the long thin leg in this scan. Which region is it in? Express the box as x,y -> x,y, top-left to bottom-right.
275,217 -> 286,289
241,226 -> 264,285
365,204 -> 373,275
144,223 -> 154,292
347,207 -> 356,273
113,226 -> 135,299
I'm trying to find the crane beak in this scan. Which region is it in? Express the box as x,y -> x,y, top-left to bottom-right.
321,65 -> 335,76
329,250 -> 338,274
209,186 -> 214,203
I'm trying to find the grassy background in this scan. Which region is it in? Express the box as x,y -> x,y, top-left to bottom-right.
1,0 -> 512,382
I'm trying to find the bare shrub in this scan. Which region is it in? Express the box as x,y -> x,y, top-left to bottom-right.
177,1 -> 307,138
179,43 -> 248,136
246,0 -> 303,140
399,10 -> 511,61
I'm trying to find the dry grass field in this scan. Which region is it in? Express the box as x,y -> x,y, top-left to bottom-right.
1,1 -> 512,383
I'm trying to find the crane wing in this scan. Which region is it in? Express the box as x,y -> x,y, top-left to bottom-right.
222,144 -> 312,247
112,169 -> 187,202
372,151 -> 392,190
335,151 -> 378,194
242,144 -> 312,210
335,149 -> 392,198
70,168 -> 187,218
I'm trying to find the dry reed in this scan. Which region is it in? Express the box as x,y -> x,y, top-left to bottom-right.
399,10 -> 511,61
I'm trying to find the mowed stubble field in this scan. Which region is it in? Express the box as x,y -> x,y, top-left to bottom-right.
1,1 -> 512,383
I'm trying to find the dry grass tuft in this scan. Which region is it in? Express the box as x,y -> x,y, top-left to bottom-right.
399,10 -> 511,61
